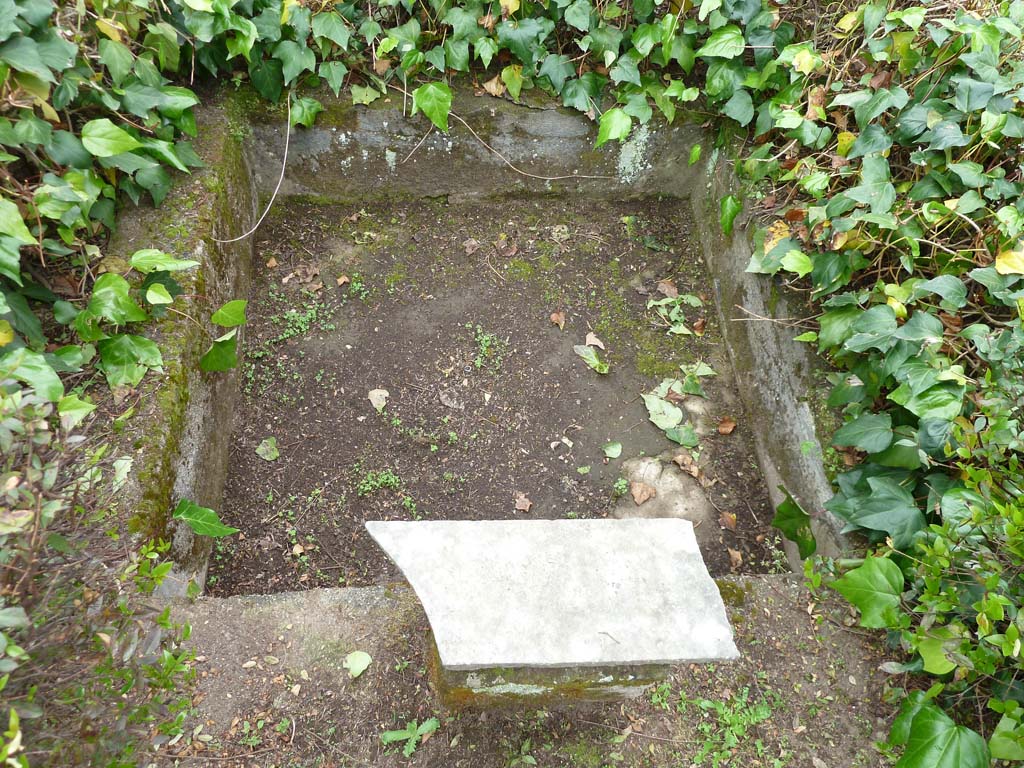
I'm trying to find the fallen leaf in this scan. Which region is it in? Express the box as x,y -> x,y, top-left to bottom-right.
672,451 -> 701,478
336,274 -> 350,286
291,543 -> 304,556
693,317 -> 706,335
463,238 -> 481,256
494,235 -> 518,258
478,12 -> 496,30
242,660 -> 257,669
514,491 -> 533,512
373,57 -> 391,75
656,279 -> 678,298
266,257 -> 278,268
439,389 -> 465,410
585,332 -> 605,350
256,437 -> 280,461
717,417 -> 737,435
550,311 -> 566,330
574,345 -> 610,374
602,441 -> 622,459
368,388 -> 390,412
483,75 -> 506,98
343,650 -> 372,679
264,655 -> 280,665
728,548 -> 743,570
630,481 -> 657,505
719,511 -> 737,531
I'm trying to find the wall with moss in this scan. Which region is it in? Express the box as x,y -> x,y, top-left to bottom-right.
106,97 -> 257,595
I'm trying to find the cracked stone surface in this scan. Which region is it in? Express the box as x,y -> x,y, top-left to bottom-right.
365,518 -> 738,671
611,457 -> 716,551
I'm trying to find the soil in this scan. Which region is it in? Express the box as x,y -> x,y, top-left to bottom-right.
168,575 -> 893,767
207,195 -> 782,596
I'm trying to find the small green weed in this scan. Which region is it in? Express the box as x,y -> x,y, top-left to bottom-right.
381,717 -> 439,757
357,469 -> 403,497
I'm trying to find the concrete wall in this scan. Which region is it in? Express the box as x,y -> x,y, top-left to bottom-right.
112,86 -> 843,591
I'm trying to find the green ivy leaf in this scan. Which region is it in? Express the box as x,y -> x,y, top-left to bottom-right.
595,107 -> 631,147
320,61 -> 348,96
719,194 -> 742,235
97,334 -> 162,388
602,441 -> 622,459
81,118 -> 141,157
130,248 -> 199,273
172,498 -> 239,538
641,392 -> 682,430
772,487 -> 816,558
832,412 -> 894,453
211,299 -> 247,327
0,347 -> 63,401
256,436 -> 280,461
896,704 -> 989,768
574,344 -> 610,374
291,96 -> 323,128
351,84 -> 382,105
831,556 -> 903,628
695,24 -> 745,59
723,89 -> 754,126
0,196 -> 34,245
88,273 -> 148,325
411,82 -> 453,132
343,650 -> 372,678
200,328 -> 238,372
312,12 -> 351,49
58,393 -> 96,431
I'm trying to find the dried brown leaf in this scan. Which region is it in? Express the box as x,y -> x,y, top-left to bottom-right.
483,75 -> 506,98
693,317 -> 706,335
656,279 -> 678,298
266,257 -> 278,269
373,57 -> 391,75
550,311 -> 566,330
514,491 -> 533,513
585,332 -> 605,350
719,511 -> 737,531
630,481 -> 657,506
717,416 -> 737,435
336,274 -> 350,286
728,547 -> 743,570
463,238 -> 481,255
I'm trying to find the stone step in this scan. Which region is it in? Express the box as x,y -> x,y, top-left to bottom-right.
365,518 -> 737,704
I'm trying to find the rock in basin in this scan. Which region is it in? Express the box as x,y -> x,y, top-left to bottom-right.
365,518 -> 738,706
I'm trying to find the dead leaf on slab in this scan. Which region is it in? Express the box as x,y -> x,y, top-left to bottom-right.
483,75 -> 506,98
718,416 -> 737,435
463,238 -> 481,256
550,311 -> 566,330
672,451 -> 701,479
656,279 -> 678,298
630,481 -> 657,506
514,492 -> 533,513
585,332 -> 605,350
728,548 -> 743,570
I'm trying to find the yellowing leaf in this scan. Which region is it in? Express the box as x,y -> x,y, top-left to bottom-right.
996,242 -> 1024,275
500,0 -> 520,15
95,18 -> 126,41
837,131 -> 857,157
763,220 -> 790,254
0,319 -> 13,346
792,48 -> 819,75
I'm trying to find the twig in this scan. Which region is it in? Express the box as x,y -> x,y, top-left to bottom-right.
213,95 -> 292,244
575,718 -> 697,745
385,82 -> 615,182
402,126 -> 434,163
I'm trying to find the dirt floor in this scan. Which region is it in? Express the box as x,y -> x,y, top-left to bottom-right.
165,575 -> 892,767
206,195 -> 784,596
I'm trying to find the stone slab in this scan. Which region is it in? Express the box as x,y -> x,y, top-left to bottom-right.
365,518 -> 738,671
